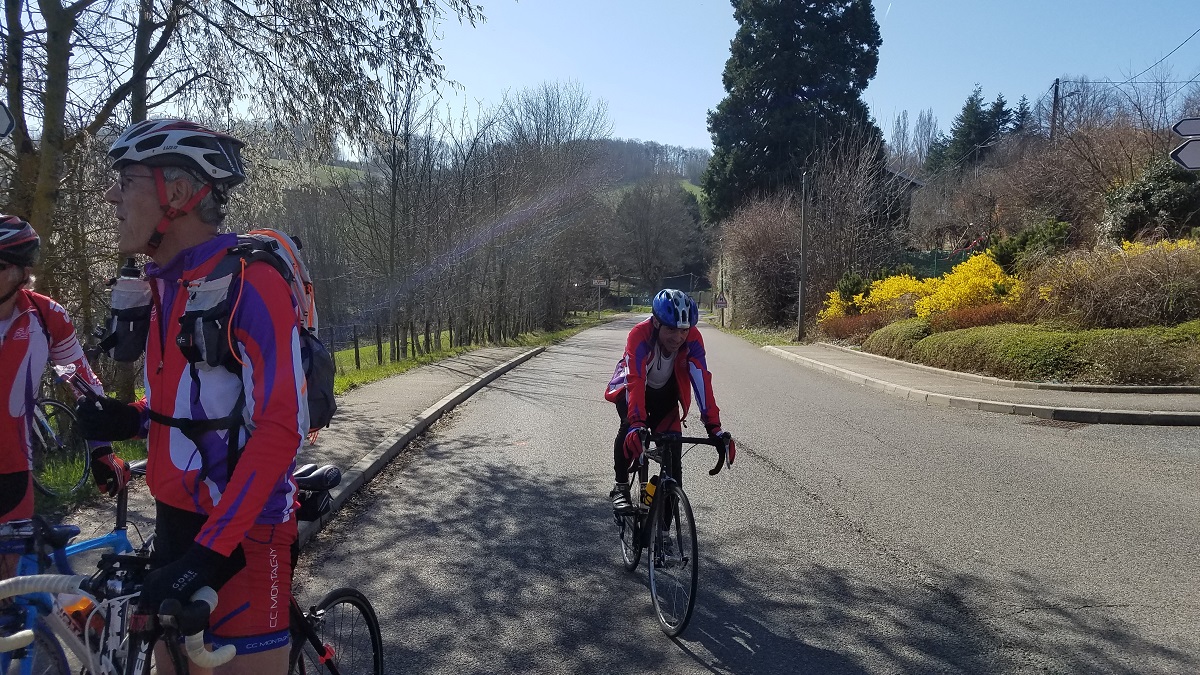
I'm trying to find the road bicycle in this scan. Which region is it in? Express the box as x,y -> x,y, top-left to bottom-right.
0,458 -> 382,674
614,431 -> 729,637
31,363 -> 110,499
30,398 -> 90,499
286,463 -> 384,675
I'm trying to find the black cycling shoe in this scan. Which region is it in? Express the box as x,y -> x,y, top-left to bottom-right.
609,482 -> 633,513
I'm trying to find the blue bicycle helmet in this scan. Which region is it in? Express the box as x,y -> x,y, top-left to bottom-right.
652,289 -> 698,328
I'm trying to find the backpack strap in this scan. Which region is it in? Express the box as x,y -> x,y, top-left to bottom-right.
147,385 -> 246,482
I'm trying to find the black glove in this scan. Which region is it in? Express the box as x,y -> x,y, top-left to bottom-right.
707,424 -> 736,465
89,446 -> 130,497
75,396 -> 141,442
138,543 -> 230,616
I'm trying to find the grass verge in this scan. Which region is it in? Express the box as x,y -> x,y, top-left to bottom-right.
703,315 -> 804,346
332,310 -> 622,395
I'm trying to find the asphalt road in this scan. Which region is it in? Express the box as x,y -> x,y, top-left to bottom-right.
296,317 -> 1200,674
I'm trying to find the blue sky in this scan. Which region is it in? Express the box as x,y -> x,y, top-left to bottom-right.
432,0 -> 1200,150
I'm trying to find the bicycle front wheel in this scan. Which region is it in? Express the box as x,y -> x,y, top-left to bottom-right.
28,617 -> 71,675
31,399 -> 90,499
289,588 -> 383,675
648,482 -> 698,637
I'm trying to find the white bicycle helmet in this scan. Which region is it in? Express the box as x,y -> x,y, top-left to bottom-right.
107,119 -> 246,190
652,289 -> 698,328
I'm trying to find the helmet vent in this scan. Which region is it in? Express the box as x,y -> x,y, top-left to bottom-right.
134,136 -> 166,152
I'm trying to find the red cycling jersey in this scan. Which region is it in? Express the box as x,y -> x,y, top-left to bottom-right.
129,234 -> 306,557
0,290 -> 105,475
604,318 -> 722,433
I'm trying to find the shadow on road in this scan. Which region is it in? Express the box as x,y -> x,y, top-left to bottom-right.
298,432 -> 1198,675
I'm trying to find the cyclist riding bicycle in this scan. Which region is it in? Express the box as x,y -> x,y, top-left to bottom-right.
603,288 -> 736,511
75,119 -> 307,675
0,214 -> 129,529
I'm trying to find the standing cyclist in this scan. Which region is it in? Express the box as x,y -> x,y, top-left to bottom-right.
75,119 -> 306,675
603,288 -> 735,510
0,214 -> 128,533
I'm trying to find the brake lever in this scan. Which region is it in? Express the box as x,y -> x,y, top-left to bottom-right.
708,441 -> 726,476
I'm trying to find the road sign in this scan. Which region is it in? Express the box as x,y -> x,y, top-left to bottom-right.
1170,138 -> 1200,171
1172,117 -> 1200,138
591,279 -> 607,287
0,103 -> 13,139
715,294 -> 728,309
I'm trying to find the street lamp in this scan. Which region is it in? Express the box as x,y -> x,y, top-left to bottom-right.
1050,78 -> 1081,142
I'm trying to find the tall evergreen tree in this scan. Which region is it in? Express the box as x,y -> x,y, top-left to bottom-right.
925,86 -> 1000,174
987,93 -> 1012,135
701,0 -> 883,222
1010,95 -> 1033,136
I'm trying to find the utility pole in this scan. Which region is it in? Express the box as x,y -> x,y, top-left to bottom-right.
1050,77 -> 1060,142
796,171 -> 809,341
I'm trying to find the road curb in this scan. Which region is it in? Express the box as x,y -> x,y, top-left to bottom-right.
297,346 -> 546,548
762,345 -> 1200,427
815,341 -> 1200,394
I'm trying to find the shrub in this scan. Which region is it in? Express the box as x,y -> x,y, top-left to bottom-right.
989,220 -> 1071,275
1021,240 -> 1200,328
836,272 -> 868,305
819,310 -> 899,343
903,322 -> 1200,384
1073,328 -> 1200,385
913,253 -> 1020,318
1104,156 -> 1200,241
862,318 -> 931,359
854,274 -> 933,315
816,289 -> 853,322
908,324 -> 1084,381
927,303 -> 1019,332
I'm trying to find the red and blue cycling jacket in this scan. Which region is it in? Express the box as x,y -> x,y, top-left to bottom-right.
130,234 -> 305,557
0,290 -> 106,475
604,318 -> 722,433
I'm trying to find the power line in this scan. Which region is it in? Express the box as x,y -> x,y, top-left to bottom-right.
1062,79 -> 1200,85
1116,25 -> 1200,86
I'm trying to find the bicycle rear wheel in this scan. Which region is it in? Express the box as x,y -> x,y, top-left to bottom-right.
648,482 -> 698,637
31,399 -> 90,499
617,504 -> 644,572
289,588 -> 383,675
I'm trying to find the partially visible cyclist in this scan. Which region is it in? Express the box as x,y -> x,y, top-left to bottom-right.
0,214 -> 129,535
603,288 -> 736,511
76,119 -> 306,675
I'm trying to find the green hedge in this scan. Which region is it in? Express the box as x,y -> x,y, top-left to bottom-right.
863,320 -> 1200,384
861,318 -> 931,359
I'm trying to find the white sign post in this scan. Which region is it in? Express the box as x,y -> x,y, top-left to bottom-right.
1170,138 -> 1200,171
591,279 -> 607,314
0,103 -> 13,139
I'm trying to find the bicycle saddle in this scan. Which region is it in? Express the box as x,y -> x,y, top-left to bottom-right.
294,464 -> 341,491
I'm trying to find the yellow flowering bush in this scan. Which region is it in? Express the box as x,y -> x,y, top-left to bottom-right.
853,274 -> 934,315
816,290 -> 853,322
914,253 -> 1020,318
1119,239 -> 1198,255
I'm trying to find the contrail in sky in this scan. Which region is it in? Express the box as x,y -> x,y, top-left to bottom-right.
884,3 -> 892,20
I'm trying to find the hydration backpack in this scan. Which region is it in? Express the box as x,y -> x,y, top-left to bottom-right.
181,229 -> 336,435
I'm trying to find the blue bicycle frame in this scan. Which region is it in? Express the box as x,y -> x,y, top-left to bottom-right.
0,484 -> 136,675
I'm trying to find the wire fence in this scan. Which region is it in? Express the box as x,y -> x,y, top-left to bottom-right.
318,323 -> 451,373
